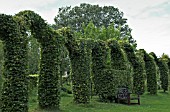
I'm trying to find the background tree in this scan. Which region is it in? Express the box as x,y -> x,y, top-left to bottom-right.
74,22 -> 120,41
28,36 -> 40,74
54,3 -> 137,47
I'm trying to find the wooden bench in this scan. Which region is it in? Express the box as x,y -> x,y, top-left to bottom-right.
115,88 -> 140,105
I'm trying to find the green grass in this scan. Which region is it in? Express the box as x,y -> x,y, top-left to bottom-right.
29,91 -> 170,112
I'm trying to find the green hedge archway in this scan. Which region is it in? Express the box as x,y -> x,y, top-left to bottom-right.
59,28 -> 91,104
15,10 -> 61,109
0,10 -> 61,111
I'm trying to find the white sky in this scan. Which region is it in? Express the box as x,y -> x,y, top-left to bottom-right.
0,0 -> 170,57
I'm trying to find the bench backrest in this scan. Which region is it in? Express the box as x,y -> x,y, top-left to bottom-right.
117,88 -> 130,99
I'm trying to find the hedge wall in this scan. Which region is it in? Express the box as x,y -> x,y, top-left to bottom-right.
144,52 -> 157,94
0,14 -> 28,112
121,43 -> 145,94
149,52 -> 160,86
136,49 -> 147,91
108,39 -> 127,70
92,40 -> 108,95
108,39 -> 132,89
62,28 -> 91,104
158,59 -> 169,92
97,69 -> 118,102
38,37 -> 60,109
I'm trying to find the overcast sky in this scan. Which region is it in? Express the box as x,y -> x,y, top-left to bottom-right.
0,0 -> 170,57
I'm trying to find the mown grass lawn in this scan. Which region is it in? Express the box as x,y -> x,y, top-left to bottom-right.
29,91 -> 170,112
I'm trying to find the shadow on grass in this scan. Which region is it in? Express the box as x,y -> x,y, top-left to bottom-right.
159,91 -> 169,94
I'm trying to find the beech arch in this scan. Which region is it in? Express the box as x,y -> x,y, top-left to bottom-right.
0,10 -> 61,112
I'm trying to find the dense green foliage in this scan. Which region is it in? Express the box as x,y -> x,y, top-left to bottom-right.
149,52 -> 159,64
97,69 -> 117,102
91,40 -> 114,101
121,43 -> 145,94
74,22 -> 120,41
0,7 -> 169,112
108,39 -> 132,88
55,3 -> 136,47
38,35 -> 61,109
0,41 -> 3,105
158,59 -> 169,92
28,74 -> 39,90
61,28 -> 91,104
144,52 -> 157,94
0,14 -> 28,112
149,52 -> 160,89
0,10 -> 62,111
0,41 -> 4,77
16,10 -> 61,110
108,39 -> 127,70
136,49 -> 147,90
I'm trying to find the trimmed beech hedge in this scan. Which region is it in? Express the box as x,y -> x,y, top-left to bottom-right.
38,38 -> 60,109
97,69 -> 118,102
62,28 -> 91,104
93,69 -> 130,102
92,40 -> 108,95
16,11 -> 61,109
108,39 -> 127,70
0,14 -> 28,112
0,10 -> 61,111
158,59 -> 169,92
121,43 -> 145,94
144,52 -> 157,94
149,52 -> 160,85
108,39 -> 132,89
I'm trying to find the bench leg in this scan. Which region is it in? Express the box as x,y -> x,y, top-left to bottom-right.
128,99 -> 130,105
138,98 -> 140,105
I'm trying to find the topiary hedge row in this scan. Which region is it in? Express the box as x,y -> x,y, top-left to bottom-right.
108,39 -> 127,70
16,11 -> 61,110
144,52 -> 157,94
158,59 -> 169,92
38,38 -> 60,109
121,43 -> 145,94
98,69 -> 131,99
108,39 -> 132,89
0,14 -> 28,112
97,69 -> 118,102
149,52 -> 160,88
0,10 -> 62,111
92,40 -> 108,95
61,28 -> 91,104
